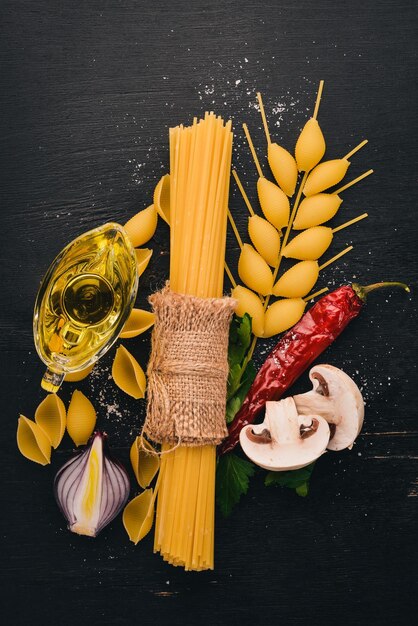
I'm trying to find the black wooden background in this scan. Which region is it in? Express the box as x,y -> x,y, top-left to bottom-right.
1,1 -> 417,625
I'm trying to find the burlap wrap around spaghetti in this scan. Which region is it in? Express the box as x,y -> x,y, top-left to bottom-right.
144,286 -> 236,446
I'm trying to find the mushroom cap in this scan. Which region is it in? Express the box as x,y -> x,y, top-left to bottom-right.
239,397 -> 330,471
307,364 -> 364,451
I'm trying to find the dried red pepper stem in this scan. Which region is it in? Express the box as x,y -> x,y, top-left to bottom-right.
352,281 -> 410,300
219,281 -> 409,456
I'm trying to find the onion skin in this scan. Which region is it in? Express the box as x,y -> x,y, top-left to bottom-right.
54,432 -> 130,537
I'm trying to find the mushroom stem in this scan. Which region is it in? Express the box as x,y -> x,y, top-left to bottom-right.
293,392 -> 340,425
265,398 -> 301,444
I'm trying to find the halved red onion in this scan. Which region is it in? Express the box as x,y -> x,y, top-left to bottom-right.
54,432 -> 130,537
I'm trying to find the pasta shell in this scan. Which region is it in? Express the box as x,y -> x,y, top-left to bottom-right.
293,194 -> 342,230
135,248 -> 153,278
66,390 -> 97,446
232,285 -> 265,337
257,177 -> 290,230
64,364 -> 95,382
264,298 -> 306,338
153,174 -> 171,225
35,394 -> 66,449
273,261 -> 319,298
120,309 -> 155,339
248,215 -> 281,267
112,345 -> 146,399
282,227 -> 333,260
303,159 -> 350,196
267,143 -> 298,197
17,415 -> 51,465
238,244 -> 274,296
124,205 -> 158,248
130,436 -> 160,489
123,489 -> 155,545
295,118 -> 326,172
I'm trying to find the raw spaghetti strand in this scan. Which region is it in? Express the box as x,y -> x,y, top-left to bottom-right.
153,113 -> 233,571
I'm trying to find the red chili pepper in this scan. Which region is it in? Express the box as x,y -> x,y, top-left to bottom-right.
219,282 -> 409,456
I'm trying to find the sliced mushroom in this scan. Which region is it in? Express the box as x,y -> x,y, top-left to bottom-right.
239,397 -> 330,471
293,364 -> 364,452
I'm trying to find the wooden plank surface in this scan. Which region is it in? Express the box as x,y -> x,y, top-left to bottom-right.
1,1 -> 417,624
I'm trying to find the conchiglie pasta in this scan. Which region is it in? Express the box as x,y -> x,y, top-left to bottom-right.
64,364 -> 94,382
232,285 -> 265,337
130,436 -> 160,489
120,308 -> 155,339
295,118 -> 326,172
264,298 -> 306,338
304,159 -> 350,196
267,143 -> 298,197
35,393 -> 66,449
66,390 -> 97,446
238,244 -> 274,296
257,178 -> 290,230
248,215 -> 281,267
123,489 -> 155,544
293,194 -> 342,230
282,226 -> 333,260
124,205 -> 158,248
153,174 -> 171,225
135,248 -> 153,278
112,345 -> 146,399
273,261 -> 319,298
17,415 -> 51,465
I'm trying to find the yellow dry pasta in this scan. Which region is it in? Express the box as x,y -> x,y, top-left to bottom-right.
154,174 -> 171,225
64,364 -> 94,382
135,248 -> 153,278
154,113 -> 233,572
268,143 -> 298,197
130,436 -> 160,489
238,244 -> 274,296
123,488 -> 155,545
248,215 -> 281,267
17,415 -> 51,465
282,226 -> 333,260
124,205 -> 158,248
273,260 -> 319,298
295,118 -> 326,172
264,298 -> 306,338
35,393 -> 66,449
232,285 -> 265,337
120,308 -> 155,339
112,345 -> 146,399
257,177 -> 290,230
66,390 -> 97,446
293,194 -> 343,230
303,159 -> 350,196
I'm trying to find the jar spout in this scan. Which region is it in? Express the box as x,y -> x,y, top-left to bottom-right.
41,368 -> 65,393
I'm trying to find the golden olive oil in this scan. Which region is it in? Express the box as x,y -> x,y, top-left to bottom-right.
34,222 -> 138,392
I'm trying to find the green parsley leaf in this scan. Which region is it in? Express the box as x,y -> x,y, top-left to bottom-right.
216,453 -> 255,517
236,313 -> 252,352
227,313 -> 252,371
219,316 -> 257,513
227,362 -> 243,400
295,482 -> 309,497
226,361 -> 256,424
225,396 -> 242,425
264,463 -> 315,498
227,314 -> 255,404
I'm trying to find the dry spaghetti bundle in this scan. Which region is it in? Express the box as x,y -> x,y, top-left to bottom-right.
148,113 -> 233,570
